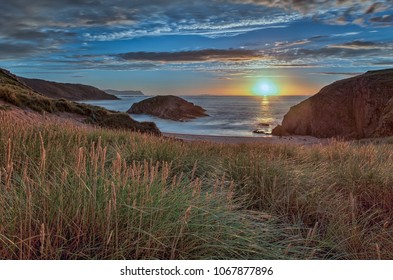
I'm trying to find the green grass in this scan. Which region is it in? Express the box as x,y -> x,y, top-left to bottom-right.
0,110 -> 392,259
0,104 -> 11,111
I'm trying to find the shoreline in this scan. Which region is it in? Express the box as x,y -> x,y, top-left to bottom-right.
163,132 -> 329,145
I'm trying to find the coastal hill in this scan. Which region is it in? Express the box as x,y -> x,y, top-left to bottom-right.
21,77 -> 118,101
103,89 -> 144,96
128,95 -> 208,121
272,69 -> 393,139
0,68 -> 160,135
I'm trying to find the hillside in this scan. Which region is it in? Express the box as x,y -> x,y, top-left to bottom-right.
0,68 -> 160,135
272,69 -> 393,139
21,77 -> 118,101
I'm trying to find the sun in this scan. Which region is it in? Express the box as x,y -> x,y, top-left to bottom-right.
252,79 -> 279,96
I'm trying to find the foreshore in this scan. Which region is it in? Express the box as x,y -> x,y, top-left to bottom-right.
163,132 -> 329,145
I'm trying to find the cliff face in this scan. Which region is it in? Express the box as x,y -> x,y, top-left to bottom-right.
272,69 -> 393,139
128,95 -> 208,121
21,78 -> 118,101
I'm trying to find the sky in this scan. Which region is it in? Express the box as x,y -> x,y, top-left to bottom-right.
1,0 -> 393,96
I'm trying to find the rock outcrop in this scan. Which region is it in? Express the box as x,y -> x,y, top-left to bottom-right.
128,95 -> 208,121
272,69 -> 393,139
21,78 -> 118,101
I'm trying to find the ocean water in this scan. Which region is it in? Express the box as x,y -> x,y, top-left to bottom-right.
81,95 -> 307,137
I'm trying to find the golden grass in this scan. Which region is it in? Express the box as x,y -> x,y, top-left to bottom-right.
0,110 -> 393,259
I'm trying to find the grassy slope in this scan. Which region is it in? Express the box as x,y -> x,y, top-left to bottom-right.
0,70 -> 159,135
0,110 -> 393,259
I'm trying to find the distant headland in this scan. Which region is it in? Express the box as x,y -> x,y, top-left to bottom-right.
103,89 -> 145,96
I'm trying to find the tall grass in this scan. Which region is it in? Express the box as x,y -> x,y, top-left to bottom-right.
1,110 -> 393,259
0,111 -> 310,259
223,141 -> 393,259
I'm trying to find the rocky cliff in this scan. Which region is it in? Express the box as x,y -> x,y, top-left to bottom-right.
128,95 -> 208,121
272,69 -> 393,139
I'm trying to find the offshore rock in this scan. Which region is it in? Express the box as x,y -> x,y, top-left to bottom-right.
128,95 -> 208,121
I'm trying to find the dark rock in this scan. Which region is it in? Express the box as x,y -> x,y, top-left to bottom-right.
128,95 -> 208,121
96,113 -> 160,135
271,125 -> 290,137
259,123 -> 270,127
252,129 -> 269,134
272,69 -> 393,139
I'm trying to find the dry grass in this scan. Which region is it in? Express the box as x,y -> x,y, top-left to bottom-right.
0,110 -> 392,259
0,112 -> 310,259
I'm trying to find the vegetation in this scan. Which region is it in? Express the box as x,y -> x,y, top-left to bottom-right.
0,82 -> 159,134
1,110 -> 392,260
0,104 -> 11,111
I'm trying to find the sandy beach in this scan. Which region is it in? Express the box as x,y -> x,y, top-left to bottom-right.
163,132 -> 329,145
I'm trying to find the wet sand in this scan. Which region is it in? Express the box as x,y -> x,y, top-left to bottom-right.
163,132 -> 329,145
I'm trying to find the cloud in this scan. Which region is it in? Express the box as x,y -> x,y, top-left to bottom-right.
264,39 -> 393,68
370,14 -> 393,25
0,42 -> 42,58
365,2 -> 386,14
314,71 -> 362,76
271,63 -> 317,68
275,39 -> 311,48
371,60 -> 393,66
0,1 -> 391,46
79,38 -> 393,71
118,49 -> 263,62
1,0 -> 392,67
329,40 -> 390,49
234,0 -> 393,26
292,46 -> 387,59
234,0 -> 391,14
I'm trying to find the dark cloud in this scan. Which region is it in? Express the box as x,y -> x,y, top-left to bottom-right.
294,47 -> 385,58
370,14 -> 393,24
365,2 -> 386,14
371,60 -> 393,66
118,49 -> 263,62
0,43 -> 39,58
330,40 -> 385,49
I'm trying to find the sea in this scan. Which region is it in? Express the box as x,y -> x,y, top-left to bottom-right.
81,95 -> 307,137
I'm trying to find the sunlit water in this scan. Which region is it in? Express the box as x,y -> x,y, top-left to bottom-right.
80,95 -> 307,137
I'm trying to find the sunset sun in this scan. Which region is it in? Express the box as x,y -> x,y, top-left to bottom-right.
252,79 -> 279,96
